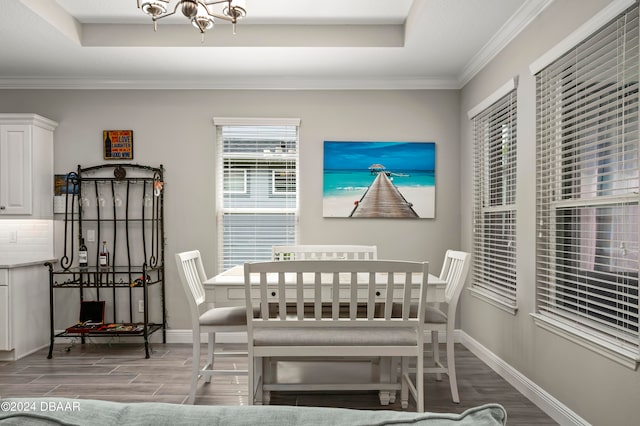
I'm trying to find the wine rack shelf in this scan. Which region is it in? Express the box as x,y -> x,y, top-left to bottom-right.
46,164 -> 166,359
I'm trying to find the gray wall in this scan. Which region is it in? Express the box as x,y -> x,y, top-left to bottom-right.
0,88 -> 460,329
459,0 -> 640,424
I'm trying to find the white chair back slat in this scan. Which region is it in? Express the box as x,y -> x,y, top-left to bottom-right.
278,272 -> 287,319
349,271 -> 358,320
366,271 -> 375,320
383,272 -> 394,320
331,272 -> 339,320
403,271 -> 412,321
297,271 -> 305,320
312,272 -> 320,320
260,272 -> 269,320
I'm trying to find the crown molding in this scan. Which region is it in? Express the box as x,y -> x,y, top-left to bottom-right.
0,76 -> 459,90
457,0 -> 554,88
0,113 -> 58,130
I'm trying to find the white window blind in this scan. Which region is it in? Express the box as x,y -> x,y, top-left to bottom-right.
471,87 -> 518,310
215,120 -> 299,272
535,3 -> 639,363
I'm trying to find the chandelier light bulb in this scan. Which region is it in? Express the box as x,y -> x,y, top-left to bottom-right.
224,0 -> 246,21
141,1 -> 168,18
192,4 -> 214,33
181,0 -> 199,18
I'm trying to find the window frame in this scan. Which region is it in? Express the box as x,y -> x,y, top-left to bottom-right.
272,169 -> 297,195
468,78 -> 519,314
531,1 -> 640,369
224,169 -> 247,194
214,117 -> 300,273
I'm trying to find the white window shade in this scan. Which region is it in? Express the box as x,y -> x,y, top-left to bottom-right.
535,2 -> 639,365
216,122 -> 299,272
471,87 -> 518,311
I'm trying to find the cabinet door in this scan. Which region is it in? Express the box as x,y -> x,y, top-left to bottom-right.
0,124 -> 32,215
0,286 -> 10,350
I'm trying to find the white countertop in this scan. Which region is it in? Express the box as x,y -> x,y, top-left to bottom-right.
0,258 -> 57,269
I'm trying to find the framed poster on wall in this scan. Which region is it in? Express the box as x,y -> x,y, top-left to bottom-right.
103,130 -> 133,160
323,141 -> 436,218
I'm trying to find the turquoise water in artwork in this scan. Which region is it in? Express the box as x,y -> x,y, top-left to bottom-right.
323,169 -> 435,197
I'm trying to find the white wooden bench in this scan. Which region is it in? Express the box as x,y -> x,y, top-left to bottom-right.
244,259 -> 429,412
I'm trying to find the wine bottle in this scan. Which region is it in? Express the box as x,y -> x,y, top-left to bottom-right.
104,131 -> 112,158
99,241 -> 109,267
78,237 -> 88,268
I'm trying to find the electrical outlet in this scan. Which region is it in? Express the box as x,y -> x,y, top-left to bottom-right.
138,300 -> 144,313
86,229 -> 96,242
9,230 -> 17,243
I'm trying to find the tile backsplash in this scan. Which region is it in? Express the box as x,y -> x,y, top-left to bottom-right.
0,220 -> 54,264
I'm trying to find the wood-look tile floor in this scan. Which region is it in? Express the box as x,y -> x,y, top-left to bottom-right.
0,342 -> 558,425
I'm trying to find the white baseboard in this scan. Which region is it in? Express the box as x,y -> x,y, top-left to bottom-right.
460,331 -> 589,426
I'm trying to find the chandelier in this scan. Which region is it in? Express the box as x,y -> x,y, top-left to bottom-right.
136,0 -> 247,34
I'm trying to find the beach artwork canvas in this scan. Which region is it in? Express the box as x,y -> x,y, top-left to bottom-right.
323,141 -> 436,218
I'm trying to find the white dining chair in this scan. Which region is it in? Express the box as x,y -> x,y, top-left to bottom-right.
244,259 -> 429,412
175,250 -> 248,404
386,250 -> 471,405
271,244 -> 377,260
424,250 -> 471,403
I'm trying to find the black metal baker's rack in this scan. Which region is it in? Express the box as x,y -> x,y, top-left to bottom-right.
45,164 -> 166,358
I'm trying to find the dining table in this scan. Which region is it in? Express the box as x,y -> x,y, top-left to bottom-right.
203,263 -> 447,308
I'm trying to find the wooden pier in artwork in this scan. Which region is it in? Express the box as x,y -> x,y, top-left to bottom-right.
350,172 -> 418,218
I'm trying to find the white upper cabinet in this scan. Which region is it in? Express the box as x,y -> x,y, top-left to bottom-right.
0,114 -> 58,217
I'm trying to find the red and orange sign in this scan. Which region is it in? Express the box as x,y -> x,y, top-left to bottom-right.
103,130 -> 133,160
